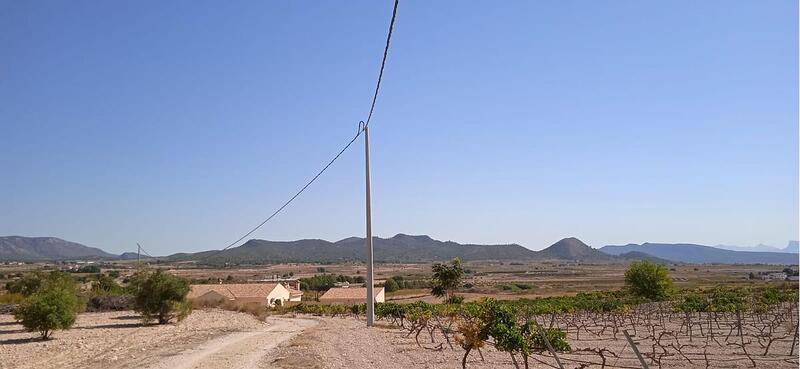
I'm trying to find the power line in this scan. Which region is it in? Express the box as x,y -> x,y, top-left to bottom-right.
137,243 -> 155,258
365,0 -> 399,128
201,0 -> 400,262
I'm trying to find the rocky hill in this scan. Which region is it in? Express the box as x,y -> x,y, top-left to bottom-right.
0,236 -> 117,261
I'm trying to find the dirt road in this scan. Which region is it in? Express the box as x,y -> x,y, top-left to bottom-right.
0,311 -> 316,369
143,317 -> 316,369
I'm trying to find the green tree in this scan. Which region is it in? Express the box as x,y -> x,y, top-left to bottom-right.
14,275 -> 81,339
91,274 -> 124,296
133,269 -> 191,324
624,261 -> 674,301
383,278 -> 400,293
431,258 -> 464,300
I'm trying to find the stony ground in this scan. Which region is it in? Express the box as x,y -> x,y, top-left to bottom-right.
0,310 -> 314,369
266,315 -> 799,369
2,311 -> 797,369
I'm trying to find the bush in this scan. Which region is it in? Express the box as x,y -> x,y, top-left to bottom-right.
133,269 -> 191,324
624,261 -> 674,301
383,278 -> 400,293
73,265 -> 101,274
14,277 -> 81,339
86,295 -> 134,312
446,295 -> 465,304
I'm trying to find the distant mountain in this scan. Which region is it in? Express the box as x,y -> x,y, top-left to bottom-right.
118,252 -> 150,260
714,244 -> 783,253
537,237 -> 614,261
783,241 -> 799,253
616,251 -> 676,264
0,236 -> 117,261
169,234 -> 541,264
600,243 -> 798,265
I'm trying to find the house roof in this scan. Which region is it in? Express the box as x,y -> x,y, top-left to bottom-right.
319,287 -> 384,301
188,283 -> 282,300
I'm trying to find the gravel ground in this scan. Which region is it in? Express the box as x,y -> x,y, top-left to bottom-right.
3,311 -> 796,369
0,309 -> 293,369
266,316 -> 799,369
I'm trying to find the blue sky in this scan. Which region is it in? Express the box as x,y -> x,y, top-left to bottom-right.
1,1 -> 797,255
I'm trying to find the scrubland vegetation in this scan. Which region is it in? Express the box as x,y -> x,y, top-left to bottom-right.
2,268 -> 192,339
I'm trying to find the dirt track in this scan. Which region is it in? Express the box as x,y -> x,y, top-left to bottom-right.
0,310 -> 315,369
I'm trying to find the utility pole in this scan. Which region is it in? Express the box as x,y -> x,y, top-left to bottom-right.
136,243 -> 141,267
364,123 -> 375,326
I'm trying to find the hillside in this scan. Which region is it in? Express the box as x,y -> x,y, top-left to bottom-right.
600,243 -> 798,265
537,237 -> 614,261
169,234 -> 541,264
0,236 -> 117,261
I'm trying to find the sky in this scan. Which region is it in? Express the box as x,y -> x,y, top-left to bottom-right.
1,1 -> 797,255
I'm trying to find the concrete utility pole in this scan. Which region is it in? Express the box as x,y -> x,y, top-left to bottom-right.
364,124 -> 375,326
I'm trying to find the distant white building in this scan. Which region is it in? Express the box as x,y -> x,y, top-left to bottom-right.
762,272 -> 787,281
188,283 -> 302,306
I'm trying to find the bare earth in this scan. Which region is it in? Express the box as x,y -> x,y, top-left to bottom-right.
0,310 -> 316,369
267,315 -> 799,369
3,311 -> 797,369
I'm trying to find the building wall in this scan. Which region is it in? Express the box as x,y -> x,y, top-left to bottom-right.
266,284 -> 291,306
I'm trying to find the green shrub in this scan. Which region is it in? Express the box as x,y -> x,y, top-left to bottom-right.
133,269 -> 191,324
624,261 -> 674,301
383,278 -> 400,292
14,277 -> 81,339
431,258 -> 464,300
446,295 -> 465,304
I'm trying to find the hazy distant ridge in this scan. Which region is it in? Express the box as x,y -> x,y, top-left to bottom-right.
0,236 -> 117,261
600,243 -> 798,265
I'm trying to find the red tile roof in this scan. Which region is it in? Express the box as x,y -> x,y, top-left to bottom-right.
188,283 -> 281,300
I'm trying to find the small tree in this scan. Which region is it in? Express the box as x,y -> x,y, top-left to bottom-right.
431,258 -> 464,301
133,269 -> 191,324
383,278 -> 400,293
14,277 -> 80,339
624,260 -> 674,301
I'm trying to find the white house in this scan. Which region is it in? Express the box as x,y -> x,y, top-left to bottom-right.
761,272 -> 788,281
188,283 -> 301,306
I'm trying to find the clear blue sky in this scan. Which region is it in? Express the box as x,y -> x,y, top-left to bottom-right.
1,1 -> 797,255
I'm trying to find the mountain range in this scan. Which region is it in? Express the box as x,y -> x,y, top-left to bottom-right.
714,241 -> 799,253
0,235 -> 797,265
0,236 -> 118,261
600,243 -> 798,265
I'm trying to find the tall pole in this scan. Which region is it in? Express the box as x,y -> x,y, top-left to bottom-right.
136,243 -> 141,267
364,124 -> 375,326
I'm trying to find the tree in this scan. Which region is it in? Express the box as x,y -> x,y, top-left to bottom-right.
384,278 -> 400,293
431,258 -> 464,300
133,269 -> 191,324
624,261 -> 674,301
14,275 -> 81,339
91,274 -> 124,295
7,271 -> 75,296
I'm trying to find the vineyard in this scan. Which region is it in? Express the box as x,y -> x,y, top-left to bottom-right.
288,284 -> 799,369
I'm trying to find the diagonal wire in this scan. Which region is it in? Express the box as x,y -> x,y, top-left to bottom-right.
365,0 -> 399,128
201,129 -> 363,261
200,0 -> 399,262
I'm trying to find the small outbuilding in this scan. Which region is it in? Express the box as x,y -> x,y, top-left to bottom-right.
319,286 -> 385,305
